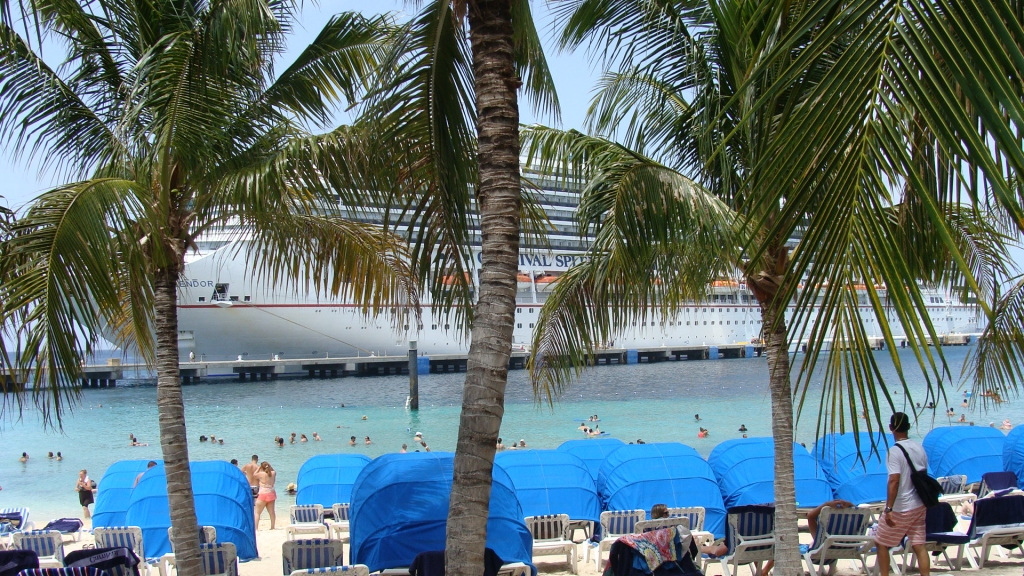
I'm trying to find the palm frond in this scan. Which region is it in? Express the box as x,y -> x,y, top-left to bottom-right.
510,0 -> 560,122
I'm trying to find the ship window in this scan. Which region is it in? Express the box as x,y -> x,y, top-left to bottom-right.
632,322 -> 636,326
244,296 -> 251,302
229,296 -> 239,302
529,323 -> 534,328
517,323 -> 522,328
403,325 -> 409,330
431,324 -> 437,330
529,308 -> 534,313
727,321 -> 730,325
444,324 -> 450,330
198,297 -> 205,302
703,321 -> 707,325
711,321 -> 715,325
719,308 -> 723,312
517,308 -> 522,313
703,308 -> 707,312
743,321 -> 746,324
686,321 -> 691,325
660,322 -> 664,326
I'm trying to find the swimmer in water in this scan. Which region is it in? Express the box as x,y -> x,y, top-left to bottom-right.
300,434 -> 308,442
313,432 -> 321,441
361,415 -> 368,421
349,436 -> 357,446
738,424 -> 748,432
694,414 -> 701,422
578,422 -> 588,431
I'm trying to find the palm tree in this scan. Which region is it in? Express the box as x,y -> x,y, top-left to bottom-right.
351,2 -> 555,573
524,1 -> 1020,572
0,3 -> 417,575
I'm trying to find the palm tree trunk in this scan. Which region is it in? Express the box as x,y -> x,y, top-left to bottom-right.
154,266 -> 203,576
445,1 -> 520,575
760,295 -> 802,576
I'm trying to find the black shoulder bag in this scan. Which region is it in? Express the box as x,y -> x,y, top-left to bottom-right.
895,443 -> 942,508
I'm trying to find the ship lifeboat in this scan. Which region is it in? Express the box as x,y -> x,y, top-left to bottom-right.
441,273 -> 471,286
517,273 -> 533,291
711,280 -> 739,289
534,274 -> 561,292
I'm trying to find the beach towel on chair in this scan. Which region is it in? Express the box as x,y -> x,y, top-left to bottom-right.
0,513 -> 24,536
42,520 -> 82,535
0,550 -> 39,576
607,527 -> 701,576
65,547 -> 140,576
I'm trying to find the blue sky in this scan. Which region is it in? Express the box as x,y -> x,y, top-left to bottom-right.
0,0 -> 597,211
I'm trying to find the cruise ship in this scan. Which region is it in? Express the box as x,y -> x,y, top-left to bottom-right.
175,177 -> 984,361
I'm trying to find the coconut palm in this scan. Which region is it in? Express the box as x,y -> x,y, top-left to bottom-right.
0,3 -> 417,575
352,2 -> 556,572
524,1 -> 1019,572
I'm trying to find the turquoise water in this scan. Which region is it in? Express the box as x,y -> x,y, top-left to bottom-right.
1,346 -> 1019,523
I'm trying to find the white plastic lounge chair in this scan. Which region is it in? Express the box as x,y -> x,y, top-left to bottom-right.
289,566 -> 369,576
495,562 -> 531,576
891,502 -> 969,572
93,526 -> 156,576
965,494 -> 1024,567
281,539 -> 346,575
801,506 -> 874,576
12,530 -> 65,568
667,506 -> 714,547
524,514 -> 577,574
327,504 -> 350,542
161,525 -> 218,576
0,508 -> 33,538
592,509 -> 645,570
635,517 -> 689,533
937,475 -> 974,508
287,505 -> 328,541
706,505 -> 774,576
199,542 -> 237,576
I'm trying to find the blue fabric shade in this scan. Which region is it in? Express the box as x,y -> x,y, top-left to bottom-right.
1003,427 -> 1024,482
709,438 -> 833,508
296,454 -> 372,506
813,432 -> 893,504
556,438 -> 625,481
349,452 -> 532,572
923,426 -> 1005,484
596,443 -> 726,538
125,460 -> 258,561
94,460 -> 162,529
495,450 -> 601,522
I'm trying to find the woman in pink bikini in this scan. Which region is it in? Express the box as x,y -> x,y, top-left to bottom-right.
254,461 -> 277,530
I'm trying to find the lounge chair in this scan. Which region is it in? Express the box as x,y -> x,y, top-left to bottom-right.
327,505 -> 349,542
708,505 -> 775,576
15,568 -> 104,576
965,493 -> 1024,567
287,506 -> 328,541
937,475 -> 974,507
92,527 -> 153,576
635,517 -> 689,533
281,539 -> 345,575
978,472 -> 1018,498
0,509 -> 32,539
801,506 -> 874,576
289,567 -> 369,576
64,546 -> 141,576
893,502 -> 969,571
11,532 -> 64,568
591,510 -> 645,571
524,514 -> 577,574
160,526 -> 218,576
199,543 -> 236,576
605,527 -> 696,576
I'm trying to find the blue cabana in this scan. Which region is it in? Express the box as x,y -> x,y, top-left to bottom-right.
709,438 -> 833,509
813,432 -> 893,504
94,460 -> 162,529
495,450 -> 601,522
126,460 -> 257,561
349,452 -> 532,571
1003,427 -> 1024,481
924,426 -> 1005,484
597,443 -> 726,538
296,454 -> 372,507
557,438 -> 625,481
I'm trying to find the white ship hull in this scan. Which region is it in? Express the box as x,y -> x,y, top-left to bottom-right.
176,244 -> 984,362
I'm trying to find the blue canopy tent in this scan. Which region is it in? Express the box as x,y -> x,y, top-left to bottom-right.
813,432 -> 893,504
93,460 -> 162,529
597,443 -> 726,538
349,452 -> 532,571
1003,426 -> 1024,481
296,454 -> 372,507
924,426 -> 1005,484
557,438 -> 625,481
495,450 -> 601,521
709,438 -> 833,508
126,460 -> 257,561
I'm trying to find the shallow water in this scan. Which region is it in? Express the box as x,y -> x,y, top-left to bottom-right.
0,345 -> 1019,522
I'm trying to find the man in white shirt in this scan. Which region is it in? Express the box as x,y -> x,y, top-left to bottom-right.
876,412 -> 930,576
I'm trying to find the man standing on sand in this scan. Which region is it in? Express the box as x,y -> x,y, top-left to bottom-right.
242,455 -> 259,498
876,412 -> 930,576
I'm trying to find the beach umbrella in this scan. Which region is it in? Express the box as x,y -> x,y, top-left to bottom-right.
557,437 -> 625,481
709,438 -> 832,508
923,426 -> 1005,484
93,460 -> 163,529
813,432 -> 893,504
296,454 -> 372,507
496,449 -> 601,521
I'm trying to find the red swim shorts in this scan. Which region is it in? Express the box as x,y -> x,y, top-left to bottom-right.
874,506 -> 927,547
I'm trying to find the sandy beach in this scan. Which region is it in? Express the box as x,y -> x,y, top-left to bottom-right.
41,514 -> 1024,576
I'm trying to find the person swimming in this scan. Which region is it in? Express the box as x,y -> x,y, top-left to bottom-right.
349,436 -> 357,446
738,424 -> 748,432
694,414 -> 701,421
300,434 -> 308,442
312,432 -> 321,441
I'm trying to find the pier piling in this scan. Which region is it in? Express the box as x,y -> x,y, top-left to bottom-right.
409,340 -> 419,411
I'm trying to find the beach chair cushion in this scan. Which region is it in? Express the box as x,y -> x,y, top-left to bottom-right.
979,472 -> 1018,497
0,513 -> 25,537
0,550 -> 39,576
290,506 -> 324,525
40,521 -> 82,536
65,547 -> 140,576
330,505 -> 349,523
